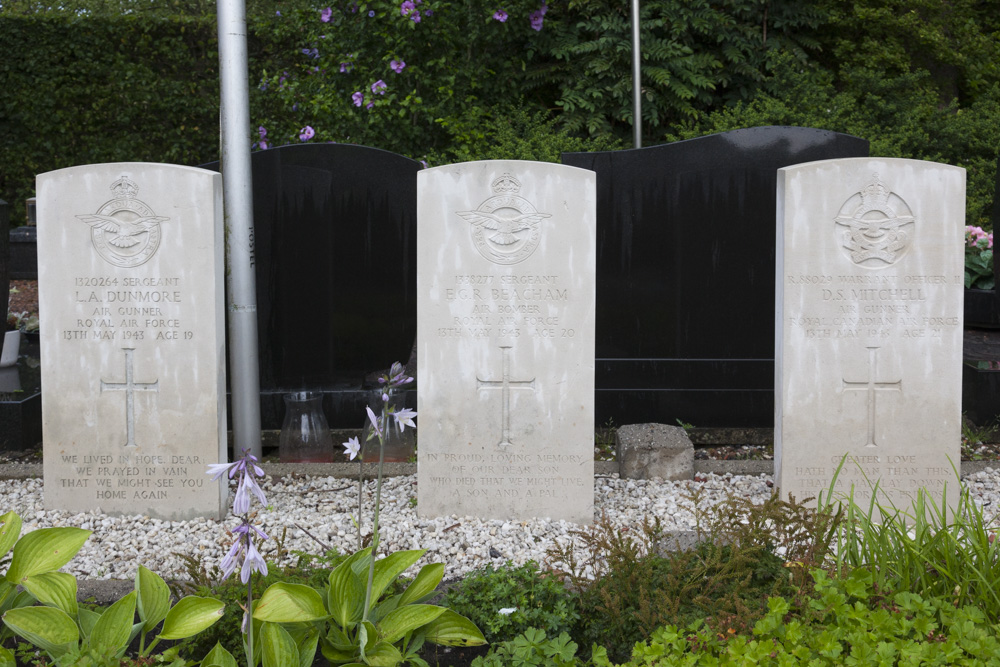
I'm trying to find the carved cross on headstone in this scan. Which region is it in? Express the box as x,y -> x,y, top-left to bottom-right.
101,348 -> 159,448
477,345 -> 535,449
842,346 -> 901,448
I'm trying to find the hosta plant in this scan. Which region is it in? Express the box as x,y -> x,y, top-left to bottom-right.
0,514 -> 224,667
250,546 -> 486,666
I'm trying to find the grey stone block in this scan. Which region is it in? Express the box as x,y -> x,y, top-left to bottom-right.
617,423 -> 694,481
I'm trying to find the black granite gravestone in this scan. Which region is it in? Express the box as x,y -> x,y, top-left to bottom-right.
563,127 -> 869,427
206,144 -> 419,428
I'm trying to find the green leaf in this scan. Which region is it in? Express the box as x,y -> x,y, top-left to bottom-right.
297,626 -> 320,667
89,591 -> 136,654
2,605 -> 79,656
328,559 -> 365,627
136,564 -> 171,634
0,646 -> 14,667
5,527 -> 91,583
157,596 -> 224,640
77,608 -> 101,641
0,511 -> 22,561
398,563 -> 444,606
365,641 -> 404,666
21,572 -> 78,616
200,641 -> 237,667
378,605 -> 447,644
419,610 -> 486,647
370,550 -> 425,605
254,582 -> 328,623
261,621 -> 300,667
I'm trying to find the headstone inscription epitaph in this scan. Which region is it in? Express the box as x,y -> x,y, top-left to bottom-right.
775,158 -> 964,510
204,144 -> 419,428
417,161 -> 596,523
38,163 -> 227,520
562,127 -> 869,427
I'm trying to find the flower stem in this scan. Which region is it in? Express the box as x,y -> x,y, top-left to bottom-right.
246,571 -> 254,667
362,416 -> 387,620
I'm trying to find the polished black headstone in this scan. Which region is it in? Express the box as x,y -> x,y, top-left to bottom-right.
0,200 -> 9,323
563,126 -> 869,427
206,144 -> 419,428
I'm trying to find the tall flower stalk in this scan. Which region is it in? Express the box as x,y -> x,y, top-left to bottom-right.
342,361 -> 415,621
207,450 -> 269,667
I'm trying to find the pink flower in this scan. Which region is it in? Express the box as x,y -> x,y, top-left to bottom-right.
299,126 -> 315,141
493,9 -> 508,22
390,59 -> 406,73
320,6 -> 332,22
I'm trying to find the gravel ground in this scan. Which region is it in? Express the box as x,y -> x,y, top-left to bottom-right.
2,469 -> 1000,584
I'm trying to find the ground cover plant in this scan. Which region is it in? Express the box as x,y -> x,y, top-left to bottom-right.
442,560 -> 578,645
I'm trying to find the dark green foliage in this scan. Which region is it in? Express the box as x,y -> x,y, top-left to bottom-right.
547,0 -> 825,139
430,105 -> 623,166
442,560 -> 579,644
548,491 -> 841,663
470,628 -> 581,667
0,14 -> 226,227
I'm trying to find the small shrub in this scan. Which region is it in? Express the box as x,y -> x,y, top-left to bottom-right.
443,560 -> 578,644
549,490 -> 841,663
470,628 -> 582,667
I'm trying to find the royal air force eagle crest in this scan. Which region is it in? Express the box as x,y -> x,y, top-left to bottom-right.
834,173 -> 914,267
76,176 -> 168,268
456,173 -> 550,265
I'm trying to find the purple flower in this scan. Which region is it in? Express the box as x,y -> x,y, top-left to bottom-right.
411,10 -> 421,22
390,59 -> 406,73
320,6 -> 332,22
425,8 -> 433,15
257,126 -> 267,140
400,0 -> 415,16
352,91 -> 364,106
240,539 -> 267,583
420,159 -> 429,169
366,406 -> 382,438
371,79 -> 387,94
530,3 -> 546,30
530,9 -> 544,30
299,125 -> 315,141
302,47 -> 319,59
493,9 -> 507,22
366,101 -> 374,109
368,9 -> 375,16
259,140 -> 269,150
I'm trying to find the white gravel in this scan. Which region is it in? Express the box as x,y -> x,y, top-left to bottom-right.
2,470 -> 999,582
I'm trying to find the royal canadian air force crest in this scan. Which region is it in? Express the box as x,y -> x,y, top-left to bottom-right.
456,173 -> 550,265
76,176 -> 168,268
834,173 -> 914,267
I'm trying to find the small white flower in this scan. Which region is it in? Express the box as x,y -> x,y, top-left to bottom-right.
343,436 -> 361,461
498,607 -> 517,616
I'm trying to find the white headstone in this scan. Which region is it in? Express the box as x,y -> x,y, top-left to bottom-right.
776,158 -> 965,511
38,163 -> 227,520
417,161 -> 595,523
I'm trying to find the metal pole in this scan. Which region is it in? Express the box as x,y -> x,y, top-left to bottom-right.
217,0 -> 262,458
631,0 -> 642,148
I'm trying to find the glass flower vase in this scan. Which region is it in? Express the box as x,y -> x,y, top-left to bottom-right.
362,389 -> 415,463
279,391 -> 334,463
